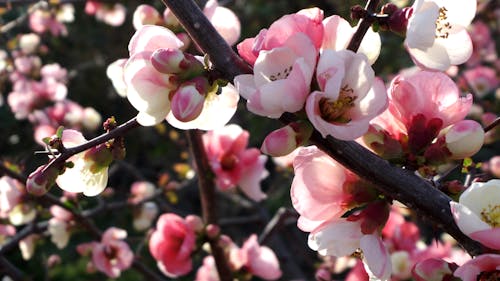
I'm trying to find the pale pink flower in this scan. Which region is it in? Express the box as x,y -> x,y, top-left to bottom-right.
305,50 -> 388,140
202,124 -> 268,201
450,179 -> 500,250
133,202 -> 158,231
260,121 -> 312,157
78,227 -> 134,278
321,15 -> 381,64
412,258 -> 453,281
203,0 -> 241,46
124,25 -> 184,126
388,71 -> 472,133
48,205 -> 73,249
461,66 -> 498,98
0,176 -> 24,218
93,3 -> 126,26
487,156 -> 500,178
149,213 -> 196,277
19,234 -> 38,260
19,33 -> 40,54
235,234 -> 282,280
237,8 -> 324,65
467,20 -> 497,66
308,220 -> 392,281
405,0 -> 476,71
106,58 -> 127,97
29,5 -> 73,36
56,130 -> 109,196
291,146 -> 367,232
129,181 -> 156,204
453,254 -> 500,281
234,32 -> 317,118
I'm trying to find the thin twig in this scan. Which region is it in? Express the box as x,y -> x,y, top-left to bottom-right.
185,129 -> 232,281
346,0 -> 381,52
259,207 -> 298,244
0,256 -> 30,281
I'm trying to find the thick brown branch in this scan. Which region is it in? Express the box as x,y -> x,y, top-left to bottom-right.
165,0 -> 487,256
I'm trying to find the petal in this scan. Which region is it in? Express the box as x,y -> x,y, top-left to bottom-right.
308,219 -> 363,257
449,202 -> 490,235
440,27 -> 473,65
406,2 -> 439,49
128,25 -> 184,57
238,155 -> 268,202
360,234 -> 392,281
469,228 -> 500,250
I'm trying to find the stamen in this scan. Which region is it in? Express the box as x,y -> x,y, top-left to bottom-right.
435,7 -> 452,39
269,65 -> 293,81
319,85 -> 357,123
481,204 -> 500,227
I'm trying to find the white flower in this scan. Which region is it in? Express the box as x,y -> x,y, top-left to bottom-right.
405,0 -> 476,71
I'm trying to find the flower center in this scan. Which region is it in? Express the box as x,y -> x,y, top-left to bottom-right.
269,65 -> 293,81
319,85 -> 357,123
435,7 -> 452,39
481,204 -> 500,227
220,153 -> 238,171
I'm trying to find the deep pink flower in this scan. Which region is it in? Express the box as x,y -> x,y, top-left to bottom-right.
236,234 -> 282,280
203,124 -> 268,201
149,213 -> 196,277
237,8 -> 324,65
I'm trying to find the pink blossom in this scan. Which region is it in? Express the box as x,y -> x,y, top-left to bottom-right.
106,58 -> 128,97
467,21 -> 497,66
149,213 -> 196,277
412,258 -> 453,281
388,71 -> 472,149
0,176 -> 24,218
129,181 -> 156,204
133,202 -> 159,231
78,227 -> 134,278
0,224 -> 16,246
453,254 -> 500,281
92,3 -> 127,26
487,156 -> 500,178
405,0 -> 475,71
48,205 -> 73,249
321,15 -> 381,64
260,121 -> 312,157
196,256 -> 219,281
461,66 -> 498,98
235,234 -> 282,280
203,0 -> 241,46
237,8 -> 324,65
444,120 -> 484,159
29,5 -> 73,36
203,124 -> 268,201
291,146 -> 371,232
450,179 -> 500,250
305,50 -> 388,140
234,32 -> 316,118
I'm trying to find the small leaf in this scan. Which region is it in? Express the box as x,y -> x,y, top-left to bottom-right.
56,126 -> 65,138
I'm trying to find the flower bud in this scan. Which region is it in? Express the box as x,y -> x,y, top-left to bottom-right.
170,77 -> 208,122
151,48 -> 204,79
163,8 -> 180,27
445,120 -> 484,159
26,164 -> 60,196
412,258 -> 453,281
132,4 -> 161,30
176,33 -> 191,51
185,215 -> 204,232
260,121 -> 313,157
205,224 -> 220,239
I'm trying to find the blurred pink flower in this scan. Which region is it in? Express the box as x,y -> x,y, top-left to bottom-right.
77,227 -> 133,278
0,176 -> 24,219
203,124 -> 268,201
235,234 -> 282,280
454,254 -> 500,281
149,213 -> 196,277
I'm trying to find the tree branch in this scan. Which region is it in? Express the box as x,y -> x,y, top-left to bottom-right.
185,129 -> 232,281
164,0 -> 487,256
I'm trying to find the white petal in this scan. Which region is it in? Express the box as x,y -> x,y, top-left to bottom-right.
450,201 -> 491,235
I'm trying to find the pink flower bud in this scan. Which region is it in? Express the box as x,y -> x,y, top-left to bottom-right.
315,268 -> 332,281
412,258 -> 453,281
260,121 -> 313,157
151,48 -> 204,78
185,215 -> 204,232
170,77 -> 208,122
163,8 -> 180,27
205,224 -> 220,239
445,120 -> 484,159
132,4 -> 161,30
26,165 -> 60,196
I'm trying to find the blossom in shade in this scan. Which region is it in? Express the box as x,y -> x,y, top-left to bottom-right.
56,130 -> 109,196
77,227 -> 134,278
203,124 -> 269,201
450,179 -> 500,250
149,213 -> 196,277
233,234 -> 282,280
404,0 -> 476,71
305,50 -> 388,140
